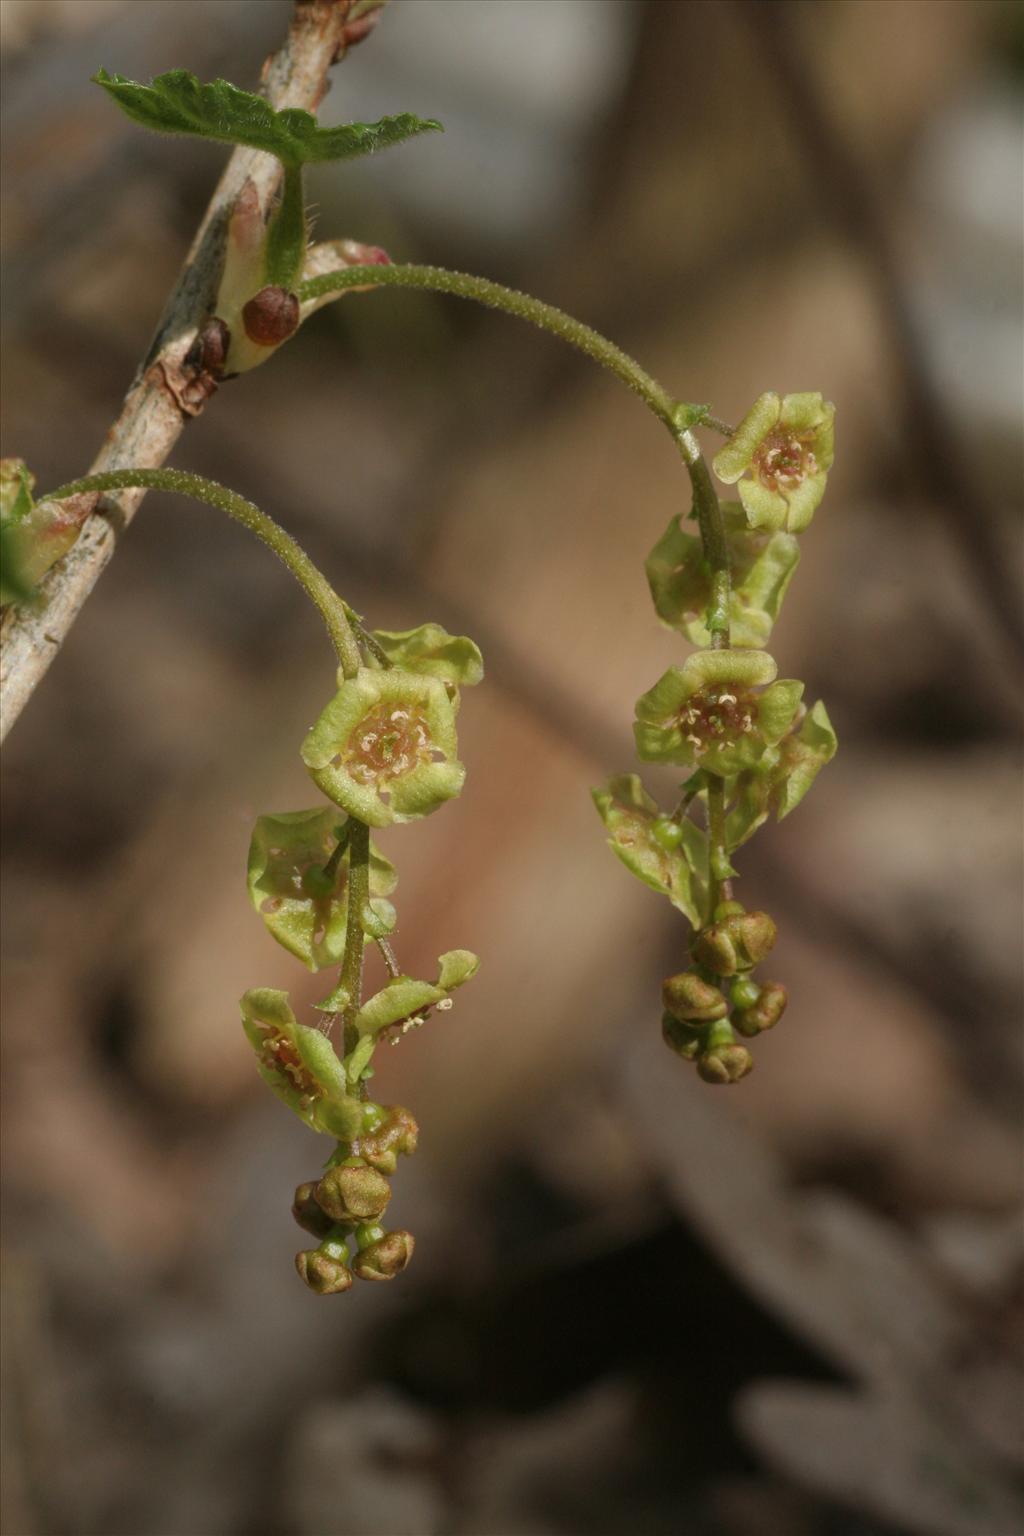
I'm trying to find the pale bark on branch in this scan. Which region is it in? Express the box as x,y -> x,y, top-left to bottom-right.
0,0 -> 380,742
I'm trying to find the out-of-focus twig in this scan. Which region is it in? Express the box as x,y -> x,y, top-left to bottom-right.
0,0 -> 383,743
741,0 -> 1024,662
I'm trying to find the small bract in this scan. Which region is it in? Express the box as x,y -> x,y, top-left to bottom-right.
712,392 -> 835,533
301,667 -> 465,827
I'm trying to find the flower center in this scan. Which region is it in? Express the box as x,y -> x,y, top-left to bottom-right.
258,1024 -> 319,1103
678,684 -> 757,755
344,704 -> 432,785
754,430 -> 816,492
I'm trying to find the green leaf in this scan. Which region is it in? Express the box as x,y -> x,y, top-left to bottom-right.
646,504 -> 800,648
94,69 -> 442,167
592,774 -> 707,928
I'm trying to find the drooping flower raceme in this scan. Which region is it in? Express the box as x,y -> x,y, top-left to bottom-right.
712,391 -> 834,533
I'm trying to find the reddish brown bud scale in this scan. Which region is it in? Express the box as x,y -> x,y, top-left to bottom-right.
242,286 -> 300,347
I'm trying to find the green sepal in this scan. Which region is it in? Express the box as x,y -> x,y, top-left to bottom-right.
240,988 -> 362,1137
591,774 -> 707,928
726,699 -> 838,850
301,667 -> 465,828
93,69 -> 442,167
246,809 -> 397,971
645,503 -> 800,648
314,983 -> 352,1014
353,950 -> 479,1039
369,624 -> 484,690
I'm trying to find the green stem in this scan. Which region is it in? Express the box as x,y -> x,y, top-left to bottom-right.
323,823 -> 351,881
340,818 -> 371,1064
706,774 -> 733,912
43,468 -> 361,677
297,262 -> 682,430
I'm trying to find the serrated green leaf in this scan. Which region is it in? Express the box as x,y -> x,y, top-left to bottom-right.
646,503 -> 800,648
592,773 -> 707,927
94,68 -> 442,167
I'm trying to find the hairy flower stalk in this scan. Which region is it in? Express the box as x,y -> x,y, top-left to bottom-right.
2,62 -> 842,1302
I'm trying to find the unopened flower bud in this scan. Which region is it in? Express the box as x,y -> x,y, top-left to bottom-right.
242,285 -> 300,347
352,1104 -> 419,1175
292,1180 -> 335,1238
315,1160 -> 391,1223
662,971 -> 728,1023
662,1011 -> 703,1060
692,909 -> 777,975
652,816 -> 685,851
697,1043 -> 754,1084
734,980 -> 787,1037
354,1222 -> 387,1251
295,1248 -> 354,1294
353,1230 -> 415,1281
729,977 -> 762,1012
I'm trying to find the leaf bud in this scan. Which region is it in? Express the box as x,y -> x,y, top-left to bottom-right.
314,1160 -> 391,1223
292,1180 -> 335,1238
353,1230 -> 415,1281
295,1248 -> 354,1294
662,971 -> 728,1023
734,980 -> 788,1037
691,909 -> 777,975
662,1011 -> 703,1060
697,1043 -> 754,1084
242,285 -> 300,347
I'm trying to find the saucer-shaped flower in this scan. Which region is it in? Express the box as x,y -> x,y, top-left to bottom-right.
712,392 -> 835,533
634,649 -> 803,776
240,988 -> 362,1139
301,667 -> 465,828
247,808 -> 396,970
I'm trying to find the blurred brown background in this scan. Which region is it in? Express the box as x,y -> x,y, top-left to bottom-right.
2,2 -> 1022,1534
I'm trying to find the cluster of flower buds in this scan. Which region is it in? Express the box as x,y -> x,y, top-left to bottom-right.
292,1102 -> 419,1293
594,391 -> 837,1081
240,620 -> 482,1291
661,901 -> 786,1082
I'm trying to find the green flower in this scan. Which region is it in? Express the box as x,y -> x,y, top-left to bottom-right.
712,392 -> 835,533
645,503 -> 800,648
634,650 -> 803,776
726,698 -> 838,850
353,949 -> 479,1041
240,988 -> 362,1138
301,667 -> 465,827
591,774 -> 707,928
247,809 -> 397,970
